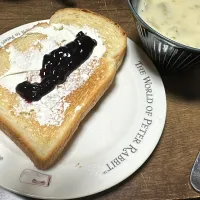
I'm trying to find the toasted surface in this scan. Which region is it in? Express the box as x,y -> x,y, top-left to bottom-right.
0,8 -> 127,169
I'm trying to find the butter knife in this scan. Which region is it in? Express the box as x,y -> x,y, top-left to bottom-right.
190,152 -> 200,192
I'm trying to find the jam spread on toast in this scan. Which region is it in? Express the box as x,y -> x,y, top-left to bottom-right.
16,31 -> 97,102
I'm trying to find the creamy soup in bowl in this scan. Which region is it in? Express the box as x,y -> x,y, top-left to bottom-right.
138,0 -> 200,48
128,0 -> 200,74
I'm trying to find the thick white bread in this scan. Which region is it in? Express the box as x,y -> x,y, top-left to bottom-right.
0,8 -> 127,169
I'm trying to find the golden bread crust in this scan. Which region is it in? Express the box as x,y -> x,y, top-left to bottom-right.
0,8 -> 127,169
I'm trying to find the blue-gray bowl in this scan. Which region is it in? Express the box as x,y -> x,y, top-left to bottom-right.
128,0 -> 200,75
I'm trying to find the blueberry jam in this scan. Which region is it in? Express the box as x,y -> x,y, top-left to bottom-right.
16,31 -> 97,102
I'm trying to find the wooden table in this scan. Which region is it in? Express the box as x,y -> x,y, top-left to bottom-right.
1,0 -> 200,199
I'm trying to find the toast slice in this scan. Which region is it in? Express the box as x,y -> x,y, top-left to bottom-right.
0,8 -> 127,169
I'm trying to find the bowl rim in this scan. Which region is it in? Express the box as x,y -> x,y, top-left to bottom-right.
128,0 -> 200,53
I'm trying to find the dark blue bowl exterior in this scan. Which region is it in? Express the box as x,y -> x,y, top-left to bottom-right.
128,0 -> 200,75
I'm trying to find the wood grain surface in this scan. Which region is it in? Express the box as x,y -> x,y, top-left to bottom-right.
1,0 -> 200,200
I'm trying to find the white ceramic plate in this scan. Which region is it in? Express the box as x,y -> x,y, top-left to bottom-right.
0,21 -> 166,199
